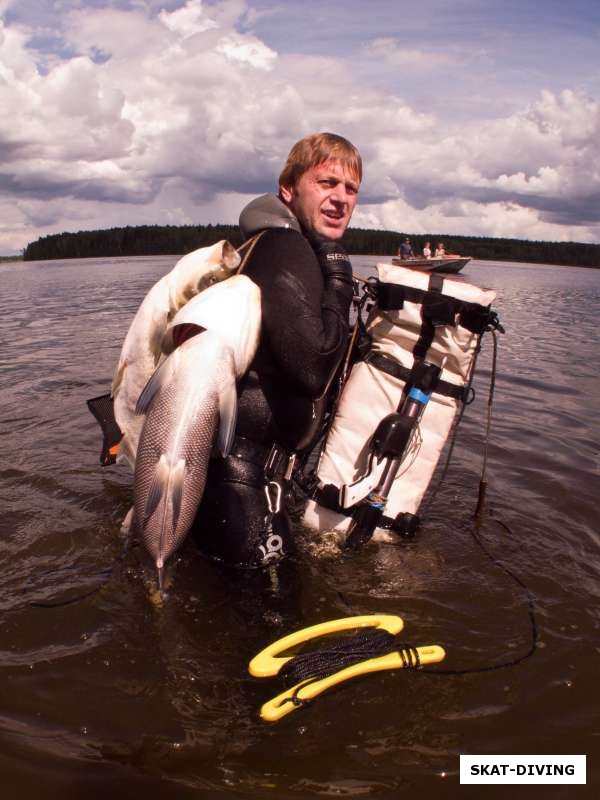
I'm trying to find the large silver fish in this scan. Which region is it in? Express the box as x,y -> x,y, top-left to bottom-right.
132,275 -> 261,590
112,239 -> 240,471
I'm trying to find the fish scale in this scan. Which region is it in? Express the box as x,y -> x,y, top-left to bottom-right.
112,240 -> 240,471
133,335 -> 236,582
130,275 -> 262,589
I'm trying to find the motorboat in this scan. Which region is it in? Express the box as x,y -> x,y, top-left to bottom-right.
391,255 -> 471,274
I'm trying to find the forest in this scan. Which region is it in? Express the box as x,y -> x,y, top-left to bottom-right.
22,223 -> 600,267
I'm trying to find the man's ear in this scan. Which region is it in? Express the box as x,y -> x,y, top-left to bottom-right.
279,184 -> 293,204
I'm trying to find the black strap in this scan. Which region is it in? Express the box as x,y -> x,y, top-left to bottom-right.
412,274 -> 438,359
229,436 -> 272,467
229,436 -> 290,479
376,281 -> 494,335
314,483 -> 420,537
364,351 -> 472,402
428,273 -> 445,293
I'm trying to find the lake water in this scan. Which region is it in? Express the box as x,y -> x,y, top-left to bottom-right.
1,254 -> 598,798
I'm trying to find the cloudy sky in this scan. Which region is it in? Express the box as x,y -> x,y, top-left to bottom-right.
1,0 -> 599,254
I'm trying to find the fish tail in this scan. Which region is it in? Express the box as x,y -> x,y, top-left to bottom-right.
144,454 -> 187,571
111,358 -> 127,397
116,433 -> 137,471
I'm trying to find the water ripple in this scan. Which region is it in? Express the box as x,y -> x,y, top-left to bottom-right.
0,256 -> 599,795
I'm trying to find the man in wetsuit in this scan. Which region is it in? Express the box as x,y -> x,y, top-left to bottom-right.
192,132 -> 362,568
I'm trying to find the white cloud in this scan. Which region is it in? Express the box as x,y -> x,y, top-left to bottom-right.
530,88 -> 600,146
65,6 -> 171,59
357,89 -> 600,232
0,1 -> 599,254
354,196 -> 597,244
363,37 -> 452,68
159,0 -> 218,38
215,32 -> 276,69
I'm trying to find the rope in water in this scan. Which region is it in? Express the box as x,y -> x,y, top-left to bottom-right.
278,628 -> 421,706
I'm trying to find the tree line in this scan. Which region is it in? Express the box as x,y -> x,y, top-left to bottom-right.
23,223 -> 600,267
23,224 -> 245,261
341,229 -> 600,267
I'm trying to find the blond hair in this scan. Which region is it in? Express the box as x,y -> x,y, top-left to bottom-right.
278,132 -> 362,189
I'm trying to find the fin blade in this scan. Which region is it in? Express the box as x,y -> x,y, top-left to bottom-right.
111,359 -> 127,397
217,378 -> 237,457
170,458 -> 186,532
143,454 -> 170,526
116,433 -> 136,471
121,506 -> 134,535
222,239 -> 241,271
135,351 -> 178,415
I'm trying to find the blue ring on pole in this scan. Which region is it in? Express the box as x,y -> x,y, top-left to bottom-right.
408,387 -> 431,405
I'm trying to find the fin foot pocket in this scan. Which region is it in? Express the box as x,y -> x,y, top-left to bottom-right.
86,393 -> 123,465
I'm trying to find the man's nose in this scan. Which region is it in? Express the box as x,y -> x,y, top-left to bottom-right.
330,184 -> 349,204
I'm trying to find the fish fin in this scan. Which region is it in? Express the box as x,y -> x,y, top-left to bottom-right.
111,358 -> 127,397
222,240 -> 241,271
116,433 -> 137,471
135,351 -> 179,415
167,281 -> 178,314
143,454 -> 170,526
149,323 -> 166,366
170,458 -> 186,532
217,378 -> 238,457
146,456 -> 186,578
120,506 -> 134,535
164,323 -> 205,353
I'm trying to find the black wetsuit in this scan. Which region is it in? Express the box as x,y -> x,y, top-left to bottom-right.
191,225 -> 353,567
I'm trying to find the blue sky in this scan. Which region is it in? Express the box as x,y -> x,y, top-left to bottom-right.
1,0 -> 599,254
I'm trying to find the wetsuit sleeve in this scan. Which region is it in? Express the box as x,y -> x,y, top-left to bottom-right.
245,228 -> 352,398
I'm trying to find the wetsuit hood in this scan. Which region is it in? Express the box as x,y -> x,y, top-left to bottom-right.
239,193 -> 302,240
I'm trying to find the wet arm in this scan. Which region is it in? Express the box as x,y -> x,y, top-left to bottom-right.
247,230 -> 352,398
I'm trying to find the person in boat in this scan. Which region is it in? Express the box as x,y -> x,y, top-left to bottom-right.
434,242 -> 445,257
398,237 -> 414,258
192,132 -> 361,568
423,241 -> 432,258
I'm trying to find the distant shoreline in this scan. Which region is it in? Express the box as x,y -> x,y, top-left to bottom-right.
9,252 -> 599,271
18,223 -> 600,268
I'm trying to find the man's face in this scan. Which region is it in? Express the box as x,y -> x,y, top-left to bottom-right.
280,160 -> 359,241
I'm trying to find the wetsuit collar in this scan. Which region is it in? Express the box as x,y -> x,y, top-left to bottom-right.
239,193 -> 302,239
